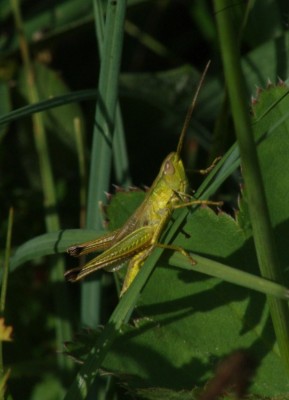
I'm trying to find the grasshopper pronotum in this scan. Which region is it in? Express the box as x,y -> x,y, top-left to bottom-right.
65,62 -> 221,296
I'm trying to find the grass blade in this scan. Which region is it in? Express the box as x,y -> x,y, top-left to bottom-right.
10,0 -> 73,373
81,0 -> 127,329
214,0 -> 289,375
0,89 -> 98,127
0,208 -> 14,392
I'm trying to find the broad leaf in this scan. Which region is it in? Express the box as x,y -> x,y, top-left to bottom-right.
98,84 -> 289,397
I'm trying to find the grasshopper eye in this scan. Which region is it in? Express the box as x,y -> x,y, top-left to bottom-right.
164,160 -> 175,175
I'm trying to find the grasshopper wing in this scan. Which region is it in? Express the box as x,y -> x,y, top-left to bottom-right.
65,225 -> 155,282
67,229 -> 122,257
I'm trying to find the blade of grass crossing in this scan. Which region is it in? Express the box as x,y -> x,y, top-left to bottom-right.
170,253 -> 289,300
0,89 -> 98,127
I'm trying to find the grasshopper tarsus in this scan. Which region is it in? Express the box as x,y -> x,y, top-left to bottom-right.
64,268 -> 81,281
197,156 -> 222,175
193,199 -> 223,208
156,243 -> 197,266
67,245 -> 83,257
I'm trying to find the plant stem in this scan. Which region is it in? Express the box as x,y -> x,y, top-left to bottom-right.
81,0 -> 127,328
74,117 -> 87,228
87,0 -> 127,229
214,0 -> 289,374
10,0 -> 73,373
0,208 -> 14,395
0,208 -> 13,314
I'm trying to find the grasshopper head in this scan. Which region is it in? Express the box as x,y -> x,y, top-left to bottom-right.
161,152 -> 188,194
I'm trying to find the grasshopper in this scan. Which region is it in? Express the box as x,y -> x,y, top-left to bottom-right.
65,62 -> 221,296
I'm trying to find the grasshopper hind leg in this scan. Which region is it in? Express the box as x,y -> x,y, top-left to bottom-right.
65,267 -> 82,282
120,243 -> 196,297
120,247 -> 153,297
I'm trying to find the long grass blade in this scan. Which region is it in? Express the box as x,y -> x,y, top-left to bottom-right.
93,0 -> 131,187
81,0 -> 127,329
0,89 -> 98,127
10,0 -> 73,372
0,208 -> 14,391
213,0 -> 289,375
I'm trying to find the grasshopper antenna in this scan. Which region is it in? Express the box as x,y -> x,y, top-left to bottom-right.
176,60 -> 211,156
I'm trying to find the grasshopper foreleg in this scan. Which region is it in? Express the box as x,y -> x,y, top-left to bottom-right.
173,198 -> 223,209
194,156 -> 222,175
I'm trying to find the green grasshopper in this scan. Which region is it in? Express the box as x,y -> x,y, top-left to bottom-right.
65,62 -> 221,296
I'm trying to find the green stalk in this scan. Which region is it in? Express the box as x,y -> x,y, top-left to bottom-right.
10,0 -> 72,372
213,0 -> 289,374
93,0 -> 131,187
74,118 -> 87,228
0,208 -> 13,314
87,0 -> 127,228
0,208 -> 13,398
88,8 -> 127,395
170,252 -> 289,300
81,0 -> 127,328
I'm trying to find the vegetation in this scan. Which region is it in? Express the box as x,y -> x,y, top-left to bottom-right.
1,0 -> 289,398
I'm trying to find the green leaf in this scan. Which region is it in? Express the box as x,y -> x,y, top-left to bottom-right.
252,83 -> 289,226
100,208 -> 285,395
95,84 -> 289,397
243,32 -> 289,89
107,189 -> 145,230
